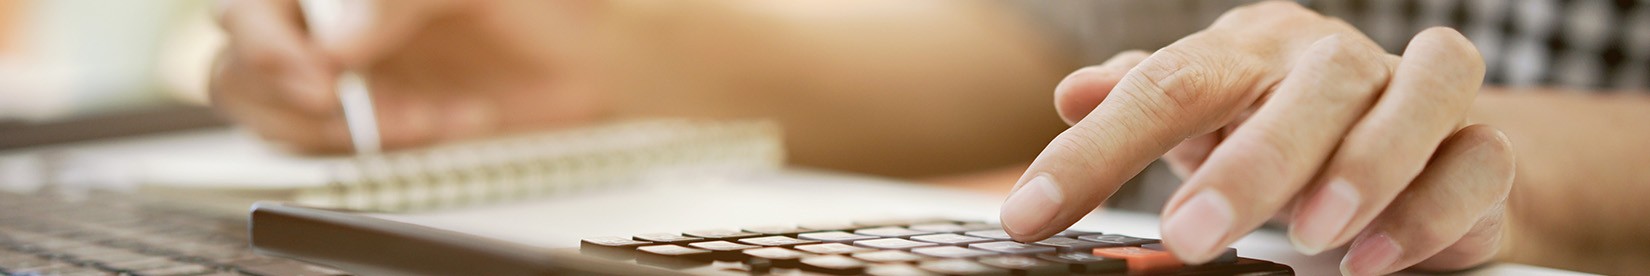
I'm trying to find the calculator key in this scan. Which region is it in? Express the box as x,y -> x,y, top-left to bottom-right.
968,241 -> 1056,254
799,255 -> 868,275
799,231 -> 878,243
957,222 -> 1001,231
867,263 -> 941,276
687,241 -> 758,261
1091,246 -> 1182,273
737,236 -> 818,247
1142,244 -> 1238,264
580,236 -> 651,248
1030,237 -> 1106,252
852,217 -> 949,227
852,238 -> 937,250
743,247 -> 810,268
917,259 -> 1009,276
910,233 -> 992,246
907,223 -> 971,233
1052,229 -> 1101,237
798,221 -> 858,232
688,241 -> 758,252
851,250 -> 927,263
795,243 -> 874,255
961,229 -> 1012,240
854,227 -> 935,238
742,225 -> 805,236
637,245 -> 715,261
910,246 -> 996,258
1076,234 -> 1157,247
745,258 -> 773,274
633,233 -> 705,245
682,229 -> 760,240
976,255 -> 1067,275
1037,252 -> 1126,274
579,236 -> 652,258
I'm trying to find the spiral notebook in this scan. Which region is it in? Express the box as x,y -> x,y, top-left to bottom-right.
133,119 -> 785,213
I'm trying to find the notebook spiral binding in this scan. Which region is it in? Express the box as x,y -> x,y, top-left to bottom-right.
294,119 -> 785,212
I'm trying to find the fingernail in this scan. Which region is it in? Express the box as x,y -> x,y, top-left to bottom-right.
1341,233 -> 1401,276
1001,174 -> 1063,239
1291,178 -> 1360,255
1162,190 -> 1234,264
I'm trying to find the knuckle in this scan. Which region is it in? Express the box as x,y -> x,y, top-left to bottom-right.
1128,49 -> 1208,113
1296,35 -> 1391,101
1408,27 -> 1487,74
1126,44 -> 1267,124
236,47 -> 291,76
1311,35 -> 1390,79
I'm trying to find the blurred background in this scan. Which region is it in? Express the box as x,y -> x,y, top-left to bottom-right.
0,0 -> 219,121
2,0 -> 1648,129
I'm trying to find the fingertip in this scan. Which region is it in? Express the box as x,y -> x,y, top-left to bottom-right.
1000,174 -> 1063,241
1160,190 -> 1235,264
1406,27 -> 1486,79
1341,232 -> 1403,276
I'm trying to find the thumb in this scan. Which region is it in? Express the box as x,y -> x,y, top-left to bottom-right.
302,0 -> 456,67
1054,50 -> 1150,125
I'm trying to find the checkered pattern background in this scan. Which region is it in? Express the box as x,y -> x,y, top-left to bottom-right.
1021,0 -> 1650,92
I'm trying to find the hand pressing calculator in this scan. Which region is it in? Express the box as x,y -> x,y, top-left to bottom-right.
249,203 -> 1293,275
578,218 -> 1294,275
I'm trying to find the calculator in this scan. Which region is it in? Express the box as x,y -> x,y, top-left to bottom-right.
250,203 -> 1294,275
578,217 -> 1294,275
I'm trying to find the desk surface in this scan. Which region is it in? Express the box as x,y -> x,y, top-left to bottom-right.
374,170 -> 1588,276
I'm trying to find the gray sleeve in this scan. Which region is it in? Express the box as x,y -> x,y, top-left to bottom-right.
1002,0 -> 1263,65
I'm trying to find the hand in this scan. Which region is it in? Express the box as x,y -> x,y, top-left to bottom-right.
998,1 -> 1514,275
210,0 -> 617,153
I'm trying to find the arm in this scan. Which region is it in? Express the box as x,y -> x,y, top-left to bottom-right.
209,0 -> 1074,178
605,0 -> 1074,178
1472,89 -> 1650,274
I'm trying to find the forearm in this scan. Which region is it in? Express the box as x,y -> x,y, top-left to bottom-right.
604,0 -> 1074,178
1471,88 -> 1650,274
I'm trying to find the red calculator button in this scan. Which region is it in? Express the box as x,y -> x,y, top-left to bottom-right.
1091,246 -> 1182,273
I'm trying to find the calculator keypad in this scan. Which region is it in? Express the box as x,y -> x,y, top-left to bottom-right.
580,219 -> 1293,275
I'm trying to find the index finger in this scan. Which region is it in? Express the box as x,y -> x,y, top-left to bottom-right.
999,33 -> 1281,242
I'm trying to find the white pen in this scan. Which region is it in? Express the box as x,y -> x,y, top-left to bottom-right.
299,0 -> 382,154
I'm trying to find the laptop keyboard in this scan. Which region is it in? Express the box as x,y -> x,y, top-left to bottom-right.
0,192 -> 346,276
580,218 -> 1293,275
